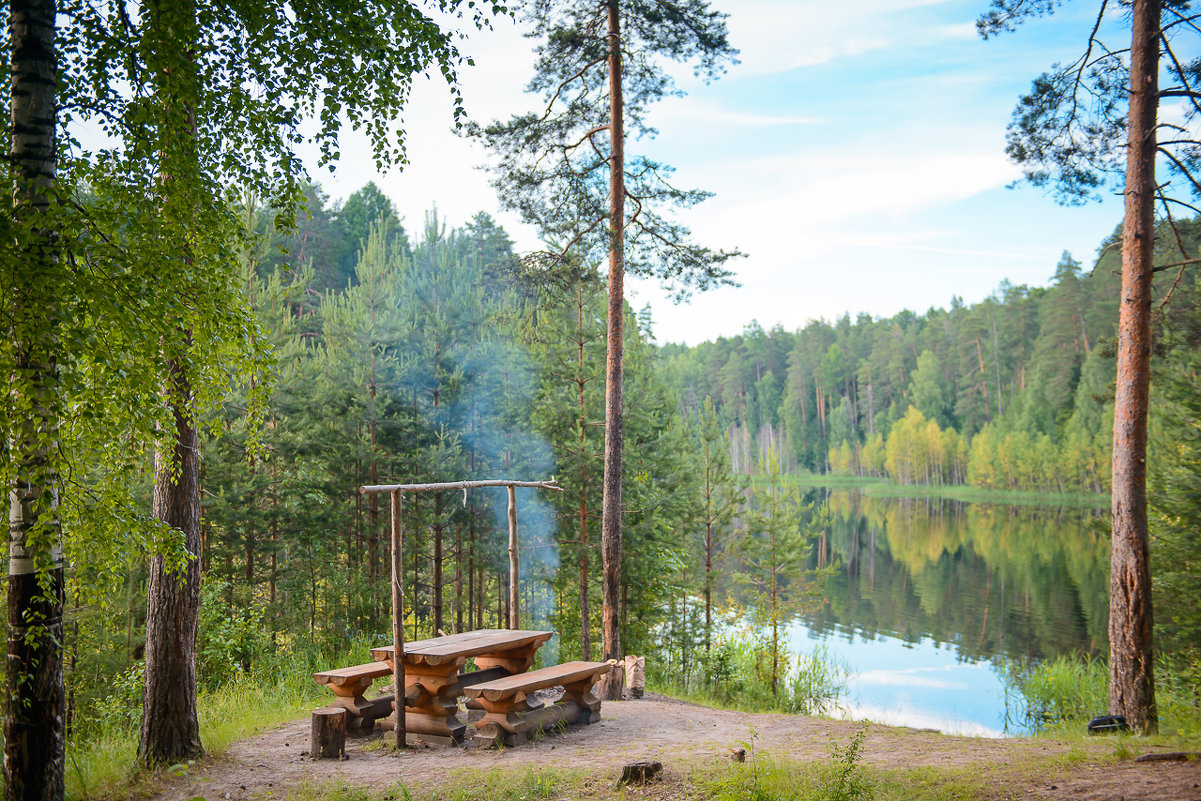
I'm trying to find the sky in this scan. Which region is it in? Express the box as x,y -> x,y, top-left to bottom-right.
305,0 -> 1130,346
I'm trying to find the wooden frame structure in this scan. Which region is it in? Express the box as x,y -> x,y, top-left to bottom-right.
358,478 -> 562,746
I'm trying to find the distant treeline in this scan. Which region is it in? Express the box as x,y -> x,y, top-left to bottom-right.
657,221 -> 1201,495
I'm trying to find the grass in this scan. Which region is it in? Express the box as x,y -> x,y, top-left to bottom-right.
238,757 -> 1008,801
64,639 -> 353,801
650,634 -> 851,717
787,474 -> 1108,509
1003,653 -> 1201,742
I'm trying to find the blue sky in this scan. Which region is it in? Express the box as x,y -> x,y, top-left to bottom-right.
308,0 -> 1130,345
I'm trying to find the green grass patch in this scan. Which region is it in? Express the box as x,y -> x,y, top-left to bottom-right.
699,750 -> 998,801
1002,653 -> 1201,744
257,757 -> 1003,801
65,638 -> 367,800
788,475 -> 1107,509
273,767 -> 588,801
649,631 -> 850,717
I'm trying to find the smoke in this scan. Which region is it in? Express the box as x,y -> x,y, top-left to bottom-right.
385,218 -> 562,647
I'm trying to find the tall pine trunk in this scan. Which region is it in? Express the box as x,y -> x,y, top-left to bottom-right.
599,0 -> 625,701
1109,0 -> 1159,734
6,1 -> 66,797
142,355 -> 204,764
578,288 -> 591,659
141,0 -> 205,765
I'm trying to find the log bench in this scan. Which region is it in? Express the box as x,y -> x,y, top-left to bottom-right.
313,662 -> 513,733
313,661 -> 395,732
463,660 -> 612,748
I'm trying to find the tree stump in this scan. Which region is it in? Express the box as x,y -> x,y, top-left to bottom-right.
311,707 -> 346,759
619,761 -> 662,786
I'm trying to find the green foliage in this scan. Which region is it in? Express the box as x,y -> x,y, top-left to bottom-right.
471,0 -> 741,298
91,663 -> 147,738
1003,652 -> 1201,738
1002,655 -> 1108,733
789,645 -> 852,717
1149,273 -> 1201,730
658,223 -> 1201,493
821,723 -> 875,801
653,626 -> 849,716
979,2 -> 1200,210
197,580 -> 267,690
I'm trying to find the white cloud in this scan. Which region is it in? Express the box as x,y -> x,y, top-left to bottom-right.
721,0 -> 958,75
838,700 -> 1005,738
940,22 -> 979,40
853,665 -> 981,690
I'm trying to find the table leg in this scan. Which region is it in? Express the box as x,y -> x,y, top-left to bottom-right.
560,674 -> 603,724
398,658 -> 467,742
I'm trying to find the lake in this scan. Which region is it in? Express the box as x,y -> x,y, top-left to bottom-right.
779,488 -> 1110,736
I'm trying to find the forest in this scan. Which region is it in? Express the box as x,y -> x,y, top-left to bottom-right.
58,181 -> 1201,746
658,224 -> 1201,496
5,0 -> 1201,799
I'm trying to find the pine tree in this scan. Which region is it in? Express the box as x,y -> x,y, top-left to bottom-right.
473,0 -> 739,698
689,397 -> 746,655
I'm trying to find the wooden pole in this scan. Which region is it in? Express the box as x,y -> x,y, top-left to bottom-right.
507,485 -> 519,630
390,489 -> 405,748
360,479 -> 561,495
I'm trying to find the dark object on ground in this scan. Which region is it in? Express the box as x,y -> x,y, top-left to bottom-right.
1087,715 -> 1129,735
1134,751 -> 1198,763
311,707 -> 346,759
620,760 -> 662,785
730,748 -> 746,762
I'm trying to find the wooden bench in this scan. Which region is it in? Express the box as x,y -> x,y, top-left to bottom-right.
313,662 -> 394,732
463,660 -> 612,747
313,662 -> 513,734
371,629 -> 553,742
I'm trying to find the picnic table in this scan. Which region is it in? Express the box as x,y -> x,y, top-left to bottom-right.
370,628 -> 554,741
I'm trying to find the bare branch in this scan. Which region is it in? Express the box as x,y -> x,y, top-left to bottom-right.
1156,147 -> 1201,198
538,56 -> 607,123
1157,195 -> 1201,216
1159,34 -> 1201,120
1162,6 -> 1201,36
558,124 -> 608,155
1066,0 -> 1112,127
1158,89 -> 1201,99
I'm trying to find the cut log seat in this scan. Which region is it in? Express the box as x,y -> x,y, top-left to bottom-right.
463,660 -> 612,748
313,662 -> 393,697
313,662 -> 514,733
313,662 -> 395,731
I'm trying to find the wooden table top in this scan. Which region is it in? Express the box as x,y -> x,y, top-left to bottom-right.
371,629 -> 553,666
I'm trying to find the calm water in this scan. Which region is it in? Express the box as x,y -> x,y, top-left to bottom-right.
776,488 -> 1109,736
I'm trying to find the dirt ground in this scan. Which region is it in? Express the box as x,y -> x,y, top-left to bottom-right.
148,693 -> 1200,801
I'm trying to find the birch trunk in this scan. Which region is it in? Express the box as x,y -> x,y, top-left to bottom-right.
6,3 -> 66,796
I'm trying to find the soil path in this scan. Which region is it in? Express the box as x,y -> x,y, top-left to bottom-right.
150,694 -> 1200,801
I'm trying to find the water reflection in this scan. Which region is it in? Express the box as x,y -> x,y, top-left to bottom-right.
749,488 -> 1109,735
801,490 -> 1110,663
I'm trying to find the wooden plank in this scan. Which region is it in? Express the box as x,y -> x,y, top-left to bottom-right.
313,661 -> 393,686
359,479 -> 563,495
464,661 -> 610,702
371,629 -> 552,664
